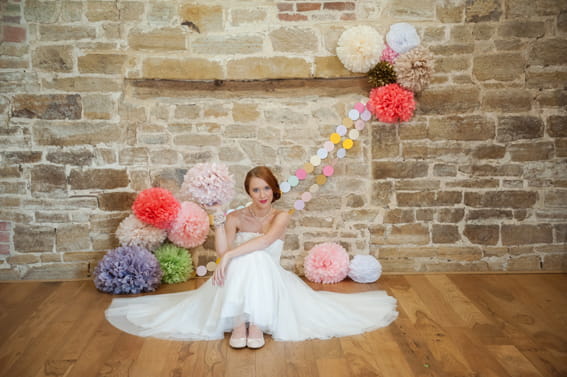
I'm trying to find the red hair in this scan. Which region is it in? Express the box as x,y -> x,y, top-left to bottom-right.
244,166 -> 281,202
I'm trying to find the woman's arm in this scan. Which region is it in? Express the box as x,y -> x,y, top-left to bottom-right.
213,210 -> 238,259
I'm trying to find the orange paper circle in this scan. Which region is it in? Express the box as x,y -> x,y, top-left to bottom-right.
315,175 -> 327,185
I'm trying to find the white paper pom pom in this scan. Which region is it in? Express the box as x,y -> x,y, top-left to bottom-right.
386,23 -> 421,54
348,254 -> 382,283
336,26 -> 384,73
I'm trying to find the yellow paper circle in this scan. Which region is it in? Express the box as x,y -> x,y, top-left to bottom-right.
330,133 -> 341,144
303,162 -> 314,173
343,139 -> 354,150
315,175 -> 327,185
342,117 -> 354,128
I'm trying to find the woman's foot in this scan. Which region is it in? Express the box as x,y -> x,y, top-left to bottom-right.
229,323 -> 247,349
247,324 -> 265,349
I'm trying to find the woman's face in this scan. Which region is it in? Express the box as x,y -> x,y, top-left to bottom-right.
248,176 -> 273,208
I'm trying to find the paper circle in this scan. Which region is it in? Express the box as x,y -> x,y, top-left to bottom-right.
343,117 -> 354,128
337,148 -> 346,158
294,200 -> 305,210
324,141 -> 335,152
288,175 -> 299,187
322,165 -> 335,177
206,261 -> 217,272
196,265 -> 207,276
310,155 -> 321,166
280,181 -> 291,193
301,192 -> 312,202
354,102 -> 365,113
349,129 -> 360,140
355,119 -> 366,130
361,109 -> 372,121
343,139 -> 354,150
296,168 -> 307,180
315,175 -> 327,185
348,109 -> 360,120
330,133 -> 341,144
317,148 -> 328,159
336,125 -> 347,136
309,184 -> 319,193
303,162 -> 314,173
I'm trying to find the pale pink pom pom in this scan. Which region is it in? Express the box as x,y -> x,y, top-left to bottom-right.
381,43 -> 399,64
180,163 -> 235,206
116,214 -> 168,251
304,242 -> 350,284
167,201 -> 210,249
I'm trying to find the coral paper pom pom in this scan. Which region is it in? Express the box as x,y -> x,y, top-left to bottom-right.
367,83 -> 415,124
132,187 -> 180,229
93,245 -> 162,294
180,163 -> 235,207
154,243 -> 194,284
167,201 -> 210,249
348,255 -> 382,283
304,242 -> 350,284
116,214 -> 167,251
336,25 -> 384,73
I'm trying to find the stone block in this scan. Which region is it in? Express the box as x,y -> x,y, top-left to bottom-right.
56,224 -> 90,252
369,225 -> 386,244
98,192 -> 136,211
231,8 -> 267,26
436,5 -> 464,23
232,103 -> 259,122
429,115 -> 495,141
39,25 -> 96,41
192,34 -> 264,55
33,122 -> 124,146
465,0 -> 502,22
372,181 -> 393,206
32,45 -> 73,73
537,90 -> 567,108
12,94 -> 81,120
227,57 -> 311,80
35,211 -> 70,223
174,134 -> 221,147
14,224 -> 55,253
174,104 -> 200,120
150,149 -> 180,165
83,94 -> 114,120
389,0 -> 434,18
529,39 -> 567,66
464,224 -> 499,245
128,27 -> 186,51
86,1 -> 119,22
418,87 -> 480,115
432,224 -> 460,244
143,57 -> 223,80
507,255 -> 542,271
433,164 -> 457,177
482,89 -> 532,112
399,122 -> 427,140
438,208 -> 465,223
547,116 -> 567,137
388,224 -> 429,245
45,148 -> 95,169
24,0 -> 59,23
542,253 -> 567,272
509,142 -> 554,161
119,2 -> 145,21
560,10 -> 567,33
544,191 -> 567,208
384,209 -> 415,224
397,191 -> 435,207
498,21 -> 545,38
555,139 -> 567,158
314,56 -> 358,78
473,53 -> 525,81
119,147 -> 148,165
78,54 -> 127,74
69,169 -> 129,190
8,254 -> 40,264
43,77 -> 122,92
23,262 -> 89,280
372,161 -> 428,179
3,151 -> 42,164
497,116 -> 544,142
464,191 -> 537,208
179,5 -> 224,33
148,3 -> 175,23
224,124 -> 256,139
371,125 -> 400,159
270,27 -> 318,53
434,56 -> 470,73
506,0 -> 565,17
31,164 -> 66,195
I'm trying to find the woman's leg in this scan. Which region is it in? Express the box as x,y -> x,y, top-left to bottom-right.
247,323 -> 265,349
229,322 -> 247,348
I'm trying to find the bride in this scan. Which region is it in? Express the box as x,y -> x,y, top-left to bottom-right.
105,166 -> 398,349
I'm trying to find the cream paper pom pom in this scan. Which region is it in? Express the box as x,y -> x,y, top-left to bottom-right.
394,46 -> 434,93
386,23 -> 421,54
348,254 -> 382,283
336,26 -> 384,73
116,214 -> 167,251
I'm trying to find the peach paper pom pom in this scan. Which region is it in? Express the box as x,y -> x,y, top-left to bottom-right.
167,201 -> 210,249
304,242 -> 350,284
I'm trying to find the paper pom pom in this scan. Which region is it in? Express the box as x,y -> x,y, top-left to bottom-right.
348,255 -> 382,283
180,163 -> 235,207
386,23 -> 420,54
381,43 -> 399,64
368,83 -> 415,123
167,201 -> 210,249
93,245 -> 162,294
154,244 -> 193,284
116,214 -> 167,251
304,242 -> 350,284
132,187 -> 180,230
394,46 -> 434,93
336,26 -> 384,73
368,61 -> 397,88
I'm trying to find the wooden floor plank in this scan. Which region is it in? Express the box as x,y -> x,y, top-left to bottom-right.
488,345 -> 545,377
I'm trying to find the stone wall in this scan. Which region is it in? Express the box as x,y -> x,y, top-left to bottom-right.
0,0 -> 566,280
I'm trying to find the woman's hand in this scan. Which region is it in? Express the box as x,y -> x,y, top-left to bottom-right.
212,253 -> 231,287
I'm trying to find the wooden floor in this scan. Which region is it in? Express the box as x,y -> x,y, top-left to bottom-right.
0,274 -> 566,377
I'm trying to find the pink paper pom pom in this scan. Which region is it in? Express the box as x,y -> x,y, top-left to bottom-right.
304,242 -> 350,284
367,83 -> 416,124
167,201 -> 210,248
132,187 -> 180,229
116,214 -> 167,251
180,163 -> 235,207
381,43 -> 399,64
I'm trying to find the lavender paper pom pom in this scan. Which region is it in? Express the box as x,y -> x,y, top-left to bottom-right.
93,245 -> 162,294
116,214 -> 167,251
180,163 -> 235,206
348,255 -> 382,283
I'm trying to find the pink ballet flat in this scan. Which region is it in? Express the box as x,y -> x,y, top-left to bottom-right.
246,336 -> 265,349
229,336 -> 247,349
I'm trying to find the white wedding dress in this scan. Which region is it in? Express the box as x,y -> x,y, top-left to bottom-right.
105,232 -> 398,341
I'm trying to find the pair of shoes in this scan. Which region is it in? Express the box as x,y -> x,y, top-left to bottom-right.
229,336 -> 247,349
246,336 -> 265,349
